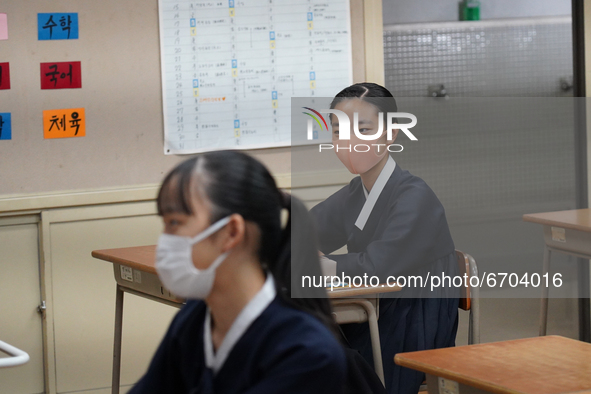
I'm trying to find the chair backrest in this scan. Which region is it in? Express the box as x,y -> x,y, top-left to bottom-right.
455,250 -> 471,311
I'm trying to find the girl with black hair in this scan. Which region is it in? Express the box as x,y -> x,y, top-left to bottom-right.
129,151 -> 346,393
311,82 -> 459,394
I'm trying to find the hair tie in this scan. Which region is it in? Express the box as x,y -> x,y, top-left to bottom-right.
280,208 -> 289,230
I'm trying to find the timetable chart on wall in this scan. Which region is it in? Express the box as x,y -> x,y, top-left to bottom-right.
158,0 -> 352,154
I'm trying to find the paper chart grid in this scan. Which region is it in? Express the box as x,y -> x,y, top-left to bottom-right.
158,0 -> 353,155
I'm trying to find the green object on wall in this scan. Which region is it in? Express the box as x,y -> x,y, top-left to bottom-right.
460,0 -> 480,21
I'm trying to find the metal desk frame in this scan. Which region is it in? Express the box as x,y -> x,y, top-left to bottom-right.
523,210 -> 591,340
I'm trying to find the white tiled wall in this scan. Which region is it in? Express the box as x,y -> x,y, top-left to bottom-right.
384,17 -> 573,97
383,17 -> 579,301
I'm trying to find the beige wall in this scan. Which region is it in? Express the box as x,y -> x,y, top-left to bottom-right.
0,0 -> 383,198
43,203 -> 176,393
0,216 -> 45,394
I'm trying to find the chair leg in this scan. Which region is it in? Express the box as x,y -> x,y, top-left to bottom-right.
471,296 -> 480,344
468,254 -> 480,345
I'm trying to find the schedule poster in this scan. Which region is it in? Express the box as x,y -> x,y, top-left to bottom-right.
158,0 -> 352,154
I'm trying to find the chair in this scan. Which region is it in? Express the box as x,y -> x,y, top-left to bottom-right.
418,250 -> 480,392
456,250 -> 480,345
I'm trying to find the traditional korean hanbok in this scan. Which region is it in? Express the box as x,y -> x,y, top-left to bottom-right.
311,156 -> 459,394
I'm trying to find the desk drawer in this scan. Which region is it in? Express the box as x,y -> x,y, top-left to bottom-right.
543,226 -> 591,256
113,264 -> 181,303
331,298 -> 378,324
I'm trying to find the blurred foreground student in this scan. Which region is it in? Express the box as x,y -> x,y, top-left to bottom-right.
130,151 -> 346,393
311,83 -> 459,394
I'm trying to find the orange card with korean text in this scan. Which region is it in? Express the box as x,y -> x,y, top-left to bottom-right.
43,108 -> 85,139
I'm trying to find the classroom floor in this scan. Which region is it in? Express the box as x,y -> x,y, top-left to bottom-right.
456,297 -> 579,346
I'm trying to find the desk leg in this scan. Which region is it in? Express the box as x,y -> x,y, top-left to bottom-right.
357,300 -> 385,385
539,246 -> 551,336
112,285 -> 124,394
578,260 -> 591,343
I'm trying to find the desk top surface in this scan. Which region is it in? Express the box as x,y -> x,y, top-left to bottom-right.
93,245 -> 158,274
395,335 -> 591,394
523,209 -> 591,232
92,245 -> 401,298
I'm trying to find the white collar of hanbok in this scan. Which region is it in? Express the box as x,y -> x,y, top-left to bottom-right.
204,274 -> 276,374
357,156 -> 396,231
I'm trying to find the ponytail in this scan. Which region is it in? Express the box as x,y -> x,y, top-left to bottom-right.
269,192 -> 341,339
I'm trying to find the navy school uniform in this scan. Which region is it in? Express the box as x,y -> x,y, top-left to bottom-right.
310,157 -> 460,394
130,278 -> 346,394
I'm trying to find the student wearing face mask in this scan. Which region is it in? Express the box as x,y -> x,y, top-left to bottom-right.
129,151 -> 346,394
310,83 -> 460,394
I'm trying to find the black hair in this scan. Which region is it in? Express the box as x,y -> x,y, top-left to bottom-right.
157,151 -> 339,337
330,82 -> 398,125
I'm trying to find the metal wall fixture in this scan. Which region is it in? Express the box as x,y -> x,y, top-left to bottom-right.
428,84 -> 449,98
560,76 -> 573,92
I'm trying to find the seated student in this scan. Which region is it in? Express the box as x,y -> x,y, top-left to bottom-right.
310,83 -> 459,394
130,151 -> 346,394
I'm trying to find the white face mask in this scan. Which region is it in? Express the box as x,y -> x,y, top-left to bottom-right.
156,216 -> 231,300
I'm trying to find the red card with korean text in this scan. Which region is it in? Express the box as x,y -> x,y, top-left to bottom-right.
40,61 -> 81,89
0,63 -> 10,90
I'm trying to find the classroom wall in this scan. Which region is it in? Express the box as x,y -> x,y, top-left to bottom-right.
382,0 -> 571,25
0,0 -> 383,200
0,0 -> 296,197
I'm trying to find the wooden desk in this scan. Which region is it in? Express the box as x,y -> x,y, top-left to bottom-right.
523,209 -> 591,340
92,245 -> 400,392
395,335 -> 591,394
